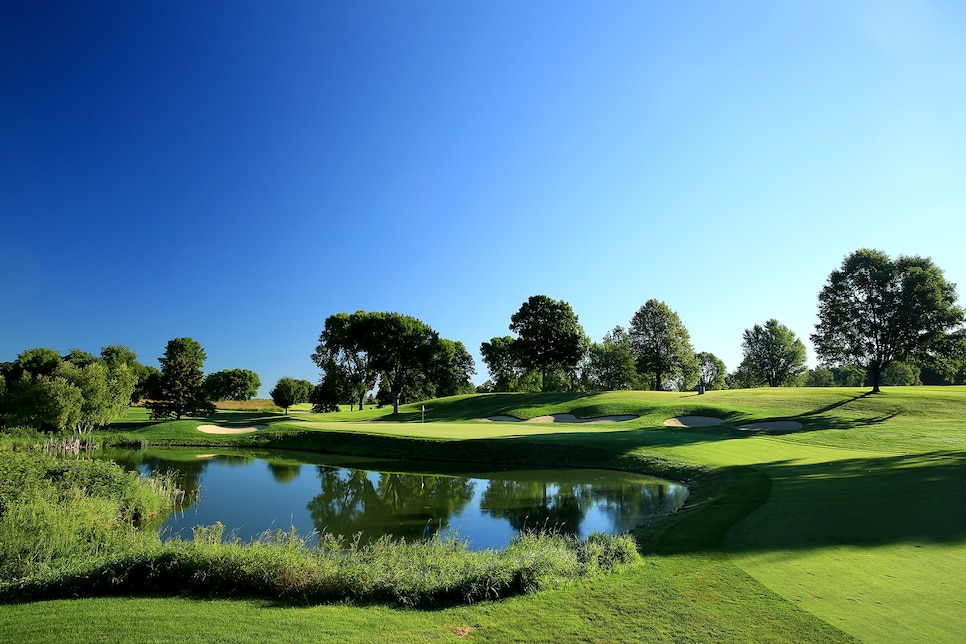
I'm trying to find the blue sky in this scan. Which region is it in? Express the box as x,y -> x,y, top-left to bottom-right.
3,1 -> 966,395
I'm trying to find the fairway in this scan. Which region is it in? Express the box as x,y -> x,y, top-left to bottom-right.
4,387 -> 966,642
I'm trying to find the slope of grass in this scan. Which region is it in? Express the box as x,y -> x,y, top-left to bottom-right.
6,387 -> 966,642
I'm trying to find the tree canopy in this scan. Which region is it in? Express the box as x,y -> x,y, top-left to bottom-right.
270,377 -> 313,414
145,338 -> 215,420
312,311 -> 474,414
204,368 -> 261,401
811,249 -> 965,392
508,295 -> 586,392
629,299 -> 698,391
739,319 -> 807,387
585,326 -> 639,391
696,351 -> 727,390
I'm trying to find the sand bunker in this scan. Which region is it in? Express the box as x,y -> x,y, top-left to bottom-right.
482,414 -> 637,424
737,420 -> 804,432
196,424 -> 266,435
663,416 -> 725,427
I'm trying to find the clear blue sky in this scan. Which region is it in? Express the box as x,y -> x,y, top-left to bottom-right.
3,1 -> 966,396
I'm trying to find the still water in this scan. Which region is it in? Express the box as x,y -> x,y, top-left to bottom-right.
102,448 -> 688,550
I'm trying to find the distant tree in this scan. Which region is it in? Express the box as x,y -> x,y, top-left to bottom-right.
880,361 -> 921,386
64,348 -> 99,367
726,360 -> 759,389
509,295 -> 586,392
312,312 -> 379,411
832,364 -> 868,387
270,377 -> 313,414
696,352 -> 727,390
812,249 -> 965,393
585,326 -> 639,391
806,367 -> 835,387
629,299 -> 698,391
740,319 -> 808,387
145,338 -> 215,420
204,368 -> 261,401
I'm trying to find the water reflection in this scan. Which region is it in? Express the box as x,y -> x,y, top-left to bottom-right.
98,448 -> 687,550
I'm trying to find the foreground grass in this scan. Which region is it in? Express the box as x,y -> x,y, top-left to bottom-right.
5,387 -> 966,642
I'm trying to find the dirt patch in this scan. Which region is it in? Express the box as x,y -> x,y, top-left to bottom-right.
738,420 -> 804,431
663,416 -> 725,427
196,424 -> 266,434
482,414 -> 637,424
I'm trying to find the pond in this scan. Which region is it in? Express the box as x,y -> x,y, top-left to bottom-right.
101,448 -> 688,550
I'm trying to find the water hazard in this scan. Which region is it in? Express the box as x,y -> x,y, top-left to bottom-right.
102,448 -> 688,550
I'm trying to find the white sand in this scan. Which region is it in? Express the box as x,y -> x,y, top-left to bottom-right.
196,424 -> 267,434
737,420 -> 804,431
663,416 -> 725,427
482,413 -> 637,424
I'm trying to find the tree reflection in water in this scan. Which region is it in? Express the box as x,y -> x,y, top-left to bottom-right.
307,467 -> 476,544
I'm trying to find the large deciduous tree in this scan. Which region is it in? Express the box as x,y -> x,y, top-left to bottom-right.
312,312 -> 474,414
145,338 -> 215,420
312,312 -> 378,412
629,299 -> 698,391
811,249 -> 965,393
508,295 -> 586,392
204,368 -> 261,401
740,319 -> 807,387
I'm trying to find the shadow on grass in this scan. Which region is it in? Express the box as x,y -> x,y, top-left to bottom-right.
652,450 -> 966,555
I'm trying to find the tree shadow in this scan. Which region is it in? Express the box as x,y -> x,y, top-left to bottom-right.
653,450 -> 966,555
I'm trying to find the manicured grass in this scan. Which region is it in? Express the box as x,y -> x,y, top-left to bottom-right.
5,387 -> 966,642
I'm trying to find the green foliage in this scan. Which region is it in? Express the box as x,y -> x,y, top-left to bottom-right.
204,369 -> 261,401
312,312 -> 380,411
585,326 -> 640,391
270,377 -> 312,414
805,367 -> 835,387
739,319 -> 808,387
696,351 -> 728,390
145,338 -> 215,420
629,299 -> 698,391
812,248 -> 965,392
880,361 -> 921,386
508,295 -> 587,392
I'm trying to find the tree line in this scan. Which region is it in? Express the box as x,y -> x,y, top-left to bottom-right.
476,249 -> 966,393
3,248 -> 964,433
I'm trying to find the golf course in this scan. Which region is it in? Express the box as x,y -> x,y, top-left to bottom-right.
2,386 -> 963,642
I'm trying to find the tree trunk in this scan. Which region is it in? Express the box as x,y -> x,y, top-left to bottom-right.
871,366 -> 882,393
655,372 -> 663,391
358,391 -> 365,411
392,389 -> 400,414
541,367 -> 548,392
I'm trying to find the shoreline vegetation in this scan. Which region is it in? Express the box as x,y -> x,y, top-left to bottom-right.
2,387 -> 966,642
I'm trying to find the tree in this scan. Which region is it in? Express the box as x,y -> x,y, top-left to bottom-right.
204,368 -> 261,401
270,377 -> 312,414
740,319 -> 808,387
585,326 -> 639,391
812,249 -> 965,393
358,312 -> 446,413
806,367 -> 835,387
508,295 -> 586,392
480,336 -> 541,392
312,312 -> 378,411
696,352 -> 727,390
101,345 -> 153,404
145,338 -> 215,420
3,356 -> 135,433
629,299 -> 698,391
